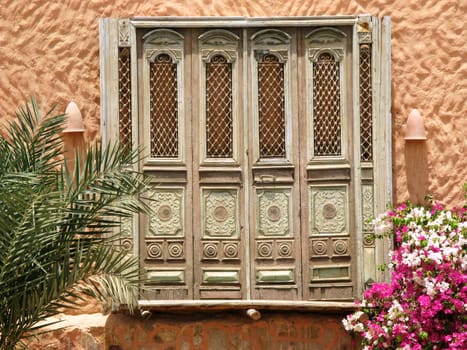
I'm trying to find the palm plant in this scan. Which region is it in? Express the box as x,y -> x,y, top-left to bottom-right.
0,99 -> 149,349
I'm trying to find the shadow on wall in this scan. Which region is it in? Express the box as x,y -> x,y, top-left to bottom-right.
404,141 -> 429,204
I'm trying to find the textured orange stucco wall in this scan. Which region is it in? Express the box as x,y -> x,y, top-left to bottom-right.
0,0 -> 466,206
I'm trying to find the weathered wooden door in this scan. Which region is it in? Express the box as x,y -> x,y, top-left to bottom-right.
139,26 -> 356,301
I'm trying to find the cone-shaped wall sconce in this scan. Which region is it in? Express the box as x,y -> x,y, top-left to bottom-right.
404,109 -> 427,141
63,101 -> 85,133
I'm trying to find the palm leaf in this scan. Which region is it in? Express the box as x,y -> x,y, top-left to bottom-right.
0,98 -> 150,349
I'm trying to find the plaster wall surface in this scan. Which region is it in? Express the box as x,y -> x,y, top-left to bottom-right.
0,0 -> 466,207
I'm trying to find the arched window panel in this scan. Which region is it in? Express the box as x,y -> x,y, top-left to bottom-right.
143,29 -> 185,162
306,28 -> 347,161
205,54 -> 233,158
149,53 -> 179,158
257,53 -> 286,158
251,29 -> 291,161
312,51 -> 342,157
199,30 -> 239,162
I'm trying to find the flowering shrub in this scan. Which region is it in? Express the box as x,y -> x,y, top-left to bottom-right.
343,202 -> 467,349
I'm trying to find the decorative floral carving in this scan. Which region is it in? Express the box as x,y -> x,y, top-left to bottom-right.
118,19 -> 130,47
358,31 -> 372,44
310,186 -> 347,235
120,215 -> 133,236
149,189 -> 184,236
362,185 -> 374,232
203,189 -> 238,237
257,189 -> 291,237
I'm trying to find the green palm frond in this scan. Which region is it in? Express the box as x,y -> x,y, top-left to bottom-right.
0,98 -> 150,349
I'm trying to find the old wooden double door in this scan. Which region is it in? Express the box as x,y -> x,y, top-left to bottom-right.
139,26 -> 356,301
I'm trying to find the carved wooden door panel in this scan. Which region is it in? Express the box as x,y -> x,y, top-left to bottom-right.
248,28 -> 302,300
139,28 -> 194,300
191,29 -> 247,299
298,27 -> 356,301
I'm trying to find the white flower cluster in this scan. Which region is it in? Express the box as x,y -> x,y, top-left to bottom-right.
373,213 -> 393,236
398,208 -> 466,270
387,300 -> 406,321
342,310 -> 365,332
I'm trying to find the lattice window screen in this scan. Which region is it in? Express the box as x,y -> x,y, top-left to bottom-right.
206,55 -> 233,158
118,47 -> 132,152
150,54 -> 179,158
312,52 -> 342,157
258,54 -> 286,158
359,44 -> 373,162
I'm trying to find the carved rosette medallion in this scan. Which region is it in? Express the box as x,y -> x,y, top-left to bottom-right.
257,189 -> 291,237
257,241 -> 273,258
168,242 -> 184,259
203,189 -> 238,237
277,241 -> 293,258
223,242 -> 239,259
149,189 -> 184,236
363,233 -> 376,247
332,238 -> 349,256
311,239 -> 328,256
147,242 -> 163,259
203,242 -> 219,259
310,186 -> 347,235
362,185 -> 374,232
120,238 -> 133,251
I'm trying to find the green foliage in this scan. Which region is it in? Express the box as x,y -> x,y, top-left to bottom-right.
0,99 -> 150,349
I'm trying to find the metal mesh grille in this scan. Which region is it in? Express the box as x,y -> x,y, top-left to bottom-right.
206,55 -> 233,158
359,44 -> 373,162
313,52 -> 342,157
118,47 -> 132,152
150,54 -> 179,158
258,54 -> 286,158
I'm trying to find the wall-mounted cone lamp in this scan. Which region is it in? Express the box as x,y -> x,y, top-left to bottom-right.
63,101 -> 85,133
404,108 -> 427,141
